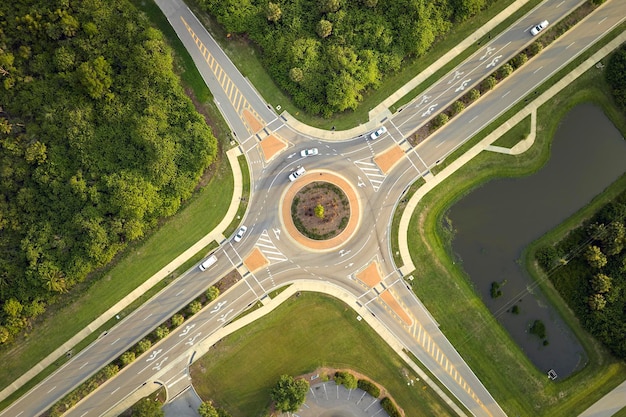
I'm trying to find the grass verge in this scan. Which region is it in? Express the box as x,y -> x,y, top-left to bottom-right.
190,292 -> 457,417
185,0 -> 541,130
224,154 -> 251,238
390,178 -> 425,268
403,46 -> 626,416
0,0 -> 236,405
491,115 -> 531,148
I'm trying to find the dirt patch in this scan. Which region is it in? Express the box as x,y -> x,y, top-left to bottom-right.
243,109 -> 264,134
259,134 -> 288,162
355,261 -> 382,288
214,269 -> 241,293
291,181 -> 350,240
374,144 -> 405,174
380,290 -> 413,326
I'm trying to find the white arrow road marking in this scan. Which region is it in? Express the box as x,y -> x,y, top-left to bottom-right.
416,94 -> 431,106
178,324 -> 196,337
479,46 -> 495,60
146,349 -> 162,362
486,55 -> 502,68
447,70 -> 464,84
185,333 -> 202,346
210,301 -> 228,314
455,79 -> 472,92
273,228 -> 281,240
287,152 -> 297,159
421,104 -> 438,117
340,250 -> 352,257
217,309 -> 234,323
345,263 -> 354,268
152,357 -> 168,371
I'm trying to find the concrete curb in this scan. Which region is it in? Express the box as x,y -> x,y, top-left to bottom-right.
0,146 -> 245,404
397,28 -> 626,276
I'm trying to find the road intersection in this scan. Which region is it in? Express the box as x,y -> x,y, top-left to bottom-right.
1,0 -> 625,416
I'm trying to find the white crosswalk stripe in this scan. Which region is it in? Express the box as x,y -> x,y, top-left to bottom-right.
354,158 -> 386,192
256,230 -> 288,264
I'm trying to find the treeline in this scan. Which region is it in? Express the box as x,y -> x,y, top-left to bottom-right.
198,0 -> 492,117
536,190 -> 626,359
0,0 -> 217,344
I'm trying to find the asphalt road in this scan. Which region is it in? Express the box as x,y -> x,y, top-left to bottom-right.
2,0 -> 624,416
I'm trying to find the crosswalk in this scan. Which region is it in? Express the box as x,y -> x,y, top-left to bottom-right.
354,158 -> 386,192
256,230 -> 288,264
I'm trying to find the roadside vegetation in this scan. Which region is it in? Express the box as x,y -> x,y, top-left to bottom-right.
190,292 -> 456,417
0,0 -> 237,403
404,45 -> 626,416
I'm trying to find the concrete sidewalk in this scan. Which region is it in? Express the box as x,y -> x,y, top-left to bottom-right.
397,29 -> 626,275
281,0 -> 535,141
0,147 -> 244,404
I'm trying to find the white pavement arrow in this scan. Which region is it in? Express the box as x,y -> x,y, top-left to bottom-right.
178,324 -> 196,337
486,55 -> 502,68
210,301 -> 228,314
455,79 -> 472,92
421,104 -> 438,117
185,333 -> 202,346
146,349 -> 162,362
479,46 -> 496,61
273,228 -> 281,240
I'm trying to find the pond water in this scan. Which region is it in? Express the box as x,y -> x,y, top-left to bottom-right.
447,103 -> 626,378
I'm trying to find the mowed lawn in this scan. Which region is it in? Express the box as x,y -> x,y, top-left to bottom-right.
190,292 -> 455,417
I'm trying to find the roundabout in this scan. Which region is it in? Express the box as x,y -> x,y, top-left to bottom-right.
280,171 -> 361,252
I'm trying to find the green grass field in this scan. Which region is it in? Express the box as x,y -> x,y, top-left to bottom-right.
0,0 -> 238,406
190,292 -> 457,417
185,0 -> 542,130
404,49 -> 626,416
491,115 -> 531,148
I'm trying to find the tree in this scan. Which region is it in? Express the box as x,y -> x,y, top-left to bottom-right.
266,2 -> 282,22
315,204 -> 325,219
270,375 -> 309,412
431,113 -> 449,130
451,100 -> 465,116
320,0 -> 341,13
77,56 -> 112,99
120,351 -> 136,366
198,401 -> 219,417
289,67 -> 304,83
468,88 -> 480,101
188,300 -> 202,315
334,371 -> 357,389
136,338 -> 152,354
584,245 -> 607,269
0,326 -> 10,344
131,398 -> 164,417
606,45 -> 626,111
3,298 -> 23,318
155,326 -> 169,339
316,20 -> 333,38
481,76 -> 497,91
171,314 -> 184,327
591,273 -> 612,294
497,63 -> 513,80
511,53 -> 528,69
588,293 -> 607,311
206,286 -> 220,302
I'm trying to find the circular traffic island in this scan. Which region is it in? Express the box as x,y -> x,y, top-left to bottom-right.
291,181 -> 350,240
280,171 -> 360,251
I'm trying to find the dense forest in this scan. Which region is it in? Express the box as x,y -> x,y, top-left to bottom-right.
199,0 -> 492,117
0,0 -> 217,344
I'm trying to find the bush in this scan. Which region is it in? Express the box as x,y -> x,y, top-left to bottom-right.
511,53 -> 528,69
431,113 -> 449,130
188,300 -> 203,315
120,351 -> 136,367
171,314 -> 185,327
357,379 -> 380,397
450,100 -> 465,116
497,63 -> 513,80
380,397 -> 401,417
481,75 -> 497,91
334,371 -> 357,389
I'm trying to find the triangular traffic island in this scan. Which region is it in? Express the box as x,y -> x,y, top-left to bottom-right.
242,108 -> 264,134
355,261 -> 383,288
259,133 -> 288,162
243,247 -> 269,273
373,144 -> 405,174
380,290 -> 413,327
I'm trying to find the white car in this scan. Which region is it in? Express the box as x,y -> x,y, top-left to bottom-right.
233,225 -> 247,242
300,148 -> 319,157
288,166 -> 306,182
530,20 -> 549,36
370,126 -> 387,140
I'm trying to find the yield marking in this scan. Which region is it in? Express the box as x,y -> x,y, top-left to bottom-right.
146,349 -> 162,362
421,104 -> 438,117
479,46 -> 496,61
178,324 -> 196,337
486,55 -> 502,69
354,159 -> 385,192
455,79 -> 472,92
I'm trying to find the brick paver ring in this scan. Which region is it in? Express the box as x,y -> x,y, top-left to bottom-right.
279,170 -> 361,252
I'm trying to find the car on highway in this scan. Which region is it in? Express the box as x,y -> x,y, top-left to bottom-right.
530,20 -> 549,36
370,126 -> 387,140
288,166 -> 306,182
300,148 -> 319,157
199,255 -> 217,271
233,225 -> 247,242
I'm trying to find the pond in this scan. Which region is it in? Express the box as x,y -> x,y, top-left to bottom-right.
447,103 -> 626,378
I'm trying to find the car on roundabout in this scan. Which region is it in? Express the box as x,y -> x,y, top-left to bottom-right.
233,225 -> 247,242
300,148 -> 319,157
288,166 -> 306,182
370,126 -> 387,140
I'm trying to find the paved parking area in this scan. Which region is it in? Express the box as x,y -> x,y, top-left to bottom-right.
284,381 -> 388,417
